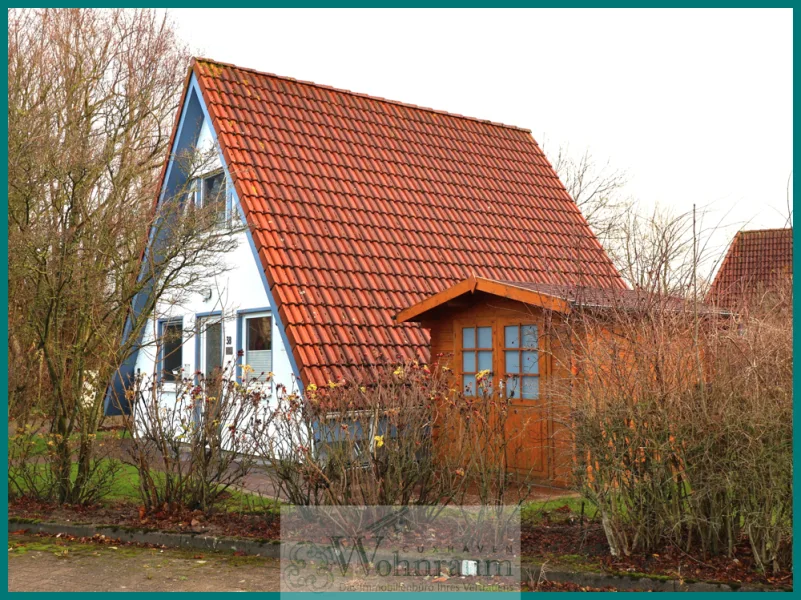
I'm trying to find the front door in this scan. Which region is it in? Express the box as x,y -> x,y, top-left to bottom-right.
199,317 -> 224,402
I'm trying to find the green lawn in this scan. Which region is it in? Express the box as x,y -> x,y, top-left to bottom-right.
13,429 -> 128,458
13,431 -> 585,518
521,496 -> 595,524
102,461 -> 278,513
9,455 -> 278,514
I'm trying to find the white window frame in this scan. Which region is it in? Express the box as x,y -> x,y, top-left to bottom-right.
159,318 -> 185,390
241,311 -> 274,393
187,169 -> 232,226
198,315 -> 225,381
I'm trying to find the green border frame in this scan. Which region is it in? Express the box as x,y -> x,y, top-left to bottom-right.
3,5 -> 795,599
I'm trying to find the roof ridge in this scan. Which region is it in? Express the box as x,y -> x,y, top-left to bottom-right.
738,227 -> 793,235
192,56 -> 533,135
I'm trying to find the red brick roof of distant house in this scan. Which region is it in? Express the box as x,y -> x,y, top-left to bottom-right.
191,58 -> 625,385
707,228 -> 792,308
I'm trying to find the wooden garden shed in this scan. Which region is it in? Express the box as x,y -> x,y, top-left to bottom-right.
396,276 -> 705,487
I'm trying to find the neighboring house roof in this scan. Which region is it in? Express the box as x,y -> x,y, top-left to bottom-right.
707,228 -> 792,307
396,276 -> 721,323
191,58 -> 625,385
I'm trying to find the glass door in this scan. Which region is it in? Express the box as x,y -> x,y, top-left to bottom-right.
199,317 -> 224,404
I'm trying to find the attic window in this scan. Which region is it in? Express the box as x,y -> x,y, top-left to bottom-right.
203,172 -> 226,211
188,170 -> 228,224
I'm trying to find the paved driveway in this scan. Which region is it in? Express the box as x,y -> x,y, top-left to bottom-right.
8,533 -> 282,592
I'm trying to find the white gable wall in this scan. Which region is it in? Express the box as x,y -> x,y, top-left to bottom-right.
131,79 -> 299,418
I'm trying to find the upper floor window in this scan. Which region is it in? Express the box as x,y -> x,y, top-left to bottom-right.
188,169 -> 228,225
461,326 -> 492,396
504,324 -> 539,399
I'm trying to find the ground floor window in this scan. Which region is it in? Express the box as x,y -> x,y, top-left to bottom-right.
198,316 -> 224,382
160,319 -> 184,382
243,314 -> 273,382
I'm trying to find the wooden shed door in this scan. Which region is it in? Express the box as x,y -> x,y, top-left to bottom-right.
505,401 -> 547,476
501,322 -> 549,478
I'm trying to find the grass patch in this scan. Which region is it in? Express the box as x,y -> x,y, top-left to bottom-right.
9,458 -> 279,514
521,496 -> 596,524
522,552 -> 603,572
7,537 -> 143,558
12,430 -> 124,458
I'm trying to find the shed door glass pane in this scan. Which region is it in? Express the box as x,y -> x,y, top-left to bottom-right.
522,350 -> 539,374
462,352 -> 476,373
503,324 -> 539,399
504,326 -> 519,348
462,327 -> 475,349
463,375 -> 477,396
505,350 -> 520,374
461,325 -> 491,396
522,325 -> 538,348
477,351 -> 493,372
521,377 -> 539,399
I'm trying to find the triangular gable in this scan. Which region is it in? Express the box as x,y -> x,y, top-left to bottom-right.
395,277 -> 573,323
105,70 -> 301,414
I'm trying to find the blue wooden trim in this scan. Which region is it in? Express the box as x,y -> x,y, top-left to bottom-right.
236,306 -> 271,316
194,319 -> 201,386
236,312 -> 244,384
188,74 -> 303,390
194,310 -> 223,320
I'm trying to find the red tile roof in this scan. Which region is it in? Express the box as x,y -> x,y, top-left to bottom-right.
191,58 -> 625,385
707,228 -> 793,308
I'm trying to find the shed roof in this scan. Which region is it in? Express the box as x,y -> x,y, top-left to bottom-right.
191,58 -> 625,385
396,276 -> 720,323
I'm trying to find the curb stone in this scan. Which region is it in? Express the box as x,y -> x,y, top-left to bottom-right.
8,520 -> 789,592
8,518 -> 281,558
521,564 -> 790,592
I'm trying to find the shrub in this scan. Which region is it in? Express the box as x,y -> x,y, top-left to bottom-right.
255,361 -> 465,509
258,360 -> 542,515
120,362 -> 274,513
566,290 -> 792,572
9,412 -> 121,505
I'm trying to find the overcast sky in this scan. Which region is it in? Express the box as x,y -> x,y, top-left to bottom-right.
171,8 -> 792,265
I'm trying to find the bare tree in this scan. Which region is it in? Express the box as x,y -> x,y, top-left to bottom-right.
8,9 -> 239,503
549,145 -> 630,243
